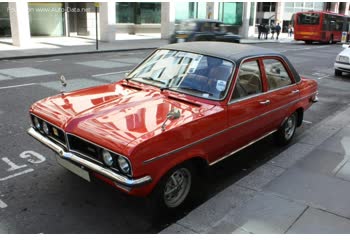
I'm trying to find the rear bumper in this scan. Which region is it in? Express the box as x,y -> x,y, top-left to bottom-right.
27,127 -> 152,188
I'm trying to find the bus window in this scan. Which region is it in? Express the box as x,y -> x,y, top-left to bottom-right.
297,13 -> 320,25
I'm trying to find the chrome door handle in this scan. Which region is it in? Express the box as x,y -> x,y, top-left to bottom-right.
292,90 -> 300,94
259,100 -> 270,105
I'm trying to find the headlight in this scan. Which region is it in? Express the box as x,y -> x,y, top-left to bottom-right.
102,150 -> 114,167
42,122 -> 49,135
33,117 -> 41,129
118,156 -> 130,174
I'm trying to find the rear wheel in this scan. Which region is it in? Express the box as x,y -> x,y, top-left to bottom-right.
274,112 -> 297,146
305,40 -> 312,44
335,69 -> 342,76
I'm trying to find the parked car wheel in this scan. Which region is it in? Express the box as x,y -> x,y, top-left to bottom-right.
335,69 -> 342,76
150,162 -> 197,211
274,112 -> 297,146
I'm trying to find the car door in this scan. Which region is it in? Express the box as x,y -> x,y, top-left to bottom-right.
261,57 -> 301,132
225,58 -> 273,153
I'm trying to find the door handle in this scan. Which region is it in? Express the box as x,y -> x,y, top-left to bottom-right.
259,100 -> 270,105
291,90 -> 300,94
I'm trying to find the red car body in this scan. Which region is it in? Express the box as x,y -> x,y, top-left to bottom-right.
28,42 -> 318,208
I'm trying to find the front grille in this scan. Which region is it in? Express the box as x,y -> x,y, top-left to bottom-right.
67,134 -> 101,162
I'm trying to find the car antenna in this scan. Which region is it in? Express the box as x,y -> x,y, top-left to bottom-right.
59,75 -> 67,95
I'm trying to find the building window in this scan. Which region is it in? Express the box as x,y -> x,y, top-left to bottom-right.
29,2 -> 65,37
116,2 -> 161,24
262,2 -> 276,12
0,2 -> 11,37
175,2 -> 206,22
219,2 -> 243,25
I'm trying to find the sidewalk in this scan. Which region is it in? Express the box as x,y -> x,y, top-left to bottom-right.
0,33 -> 296,60
161,104 -> 350,234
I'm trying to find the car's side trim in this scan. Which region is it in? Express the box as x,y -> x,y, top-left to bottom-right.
27,127 -> 152,187
143,91 -> 317,165
209,129 -> 277,166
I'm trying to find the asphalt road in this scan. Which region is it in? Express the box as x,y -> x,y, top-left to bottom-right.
0,42 -> 350,233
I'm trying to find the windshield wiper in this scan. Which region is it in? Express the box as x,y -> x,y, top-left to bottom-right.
161,85 -> 212,96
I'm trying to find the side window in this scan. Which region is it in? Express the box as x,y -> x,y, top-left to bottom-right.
263,59 -> 292,90
232,60 -> 262,100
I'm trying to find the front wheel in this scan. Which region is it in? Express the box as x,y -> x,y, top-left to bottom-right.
274,112 -> 297,146
335,69 -> 342,76
150,162 -> 197,212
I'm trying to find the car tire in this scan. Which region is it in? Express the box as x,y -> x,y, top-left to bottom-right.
305,40 -> 312,44
149,161 -> 198,213
335,69 -> 342,76
274,112 -> 297,146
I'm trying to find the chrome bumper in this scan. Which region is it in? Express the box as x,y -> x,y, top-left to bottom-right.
27,127 -> 152,188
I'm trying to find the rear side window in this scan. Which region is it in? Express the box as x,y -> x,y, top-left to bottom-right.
263,59 -> 292,90
232,60 -> 262,100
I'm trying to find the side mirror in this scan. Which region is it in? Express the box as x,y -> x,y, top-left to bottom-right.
342,44 -> 349,49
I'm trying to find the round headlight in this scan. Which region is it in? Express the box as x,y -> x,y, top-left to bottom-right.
34,117 -> 41,129
102,150 -> 114,167
118,156 -> 130,174
43,122 -> 49,135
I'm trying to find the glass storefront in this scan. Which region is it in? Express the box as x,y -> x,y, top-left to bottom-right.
29,2 -> 65,36
116,2 -> 161,24
219,2 -> 243,25
0,2 -> 11,37
175,2 -> 207,23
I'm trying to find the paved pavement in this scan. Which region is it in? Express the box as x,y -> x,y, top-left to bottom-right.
161,103 -> 350,234
0,33 -> 296,60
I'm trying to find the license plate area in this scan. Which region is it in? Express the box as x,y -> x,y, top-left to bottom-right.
56,155 -> 91,182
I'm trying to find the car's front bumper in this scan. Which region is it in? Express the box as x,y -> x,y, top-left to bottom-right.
334,61 -> 350,73
27,127 -> 152,189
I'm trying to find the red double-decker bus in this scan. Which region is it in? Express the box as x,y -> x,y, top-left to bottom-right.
292,11 -> 350,44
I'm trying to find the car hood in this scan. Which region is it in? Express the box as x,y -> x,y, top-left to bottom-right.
339,47 -> 350,56
31,81 -> 216,154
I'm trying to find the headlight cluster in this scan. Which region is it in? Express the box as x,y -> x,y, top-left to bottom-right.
101,149 -> 131,175
336,54 -> 350,63
32,116 -> 50,135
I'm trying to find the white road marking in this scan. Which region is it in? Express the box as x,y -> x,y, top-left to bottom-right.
0,199 -> 7,208
35,59 -> 61,63
92,70 -> 130,77
0,83 -> 37,90
1,157 -> 27,172
0,168 -> 34,181
317,74 -> 330,80
302,120 -> 313,124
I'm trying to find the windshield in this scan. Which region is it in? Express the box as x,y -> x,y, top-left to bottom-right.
128,50 -> 234,100
297,13 -> 320,25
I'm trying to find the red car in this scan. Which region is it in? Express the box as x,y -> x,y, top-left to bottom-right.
28,42 -> 318,210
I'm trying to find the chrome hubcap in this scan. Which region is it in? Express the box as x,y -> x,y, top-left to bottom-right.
284,114 -> 296,140
163,168 -> 191,208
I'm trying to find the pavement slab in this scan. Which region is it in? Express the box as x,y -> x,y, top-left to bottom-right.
299,124 -> 340,146
209,192 -> 307,234
170,185 -> 256,233
235,163 -> 285,191
316,134 -> 350,156
287,207 -> 350,234
269,143 -> 315,169
264,167 -> 350,219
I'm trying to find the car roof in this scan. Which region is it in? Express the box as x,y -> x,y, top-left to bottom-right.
161,42 -> 278,62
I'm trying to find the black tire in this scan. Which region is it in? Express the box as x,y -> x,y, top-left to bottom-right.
149,161 -> 198,213
335,69 -> 342,76
274,112 -> 298,146
305,40 -> 312,44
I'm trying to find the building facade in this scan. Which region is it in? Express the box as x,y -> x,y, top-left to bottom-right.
0,2 -> 349,46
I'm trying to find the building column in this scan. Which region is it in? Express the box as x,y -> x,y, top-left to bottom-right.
161,2 -> 175,39
206,2 -> 219,19
8,1 -> 31,47
99,2 -> 116,41
275,2 -> 285,24
330,2 -> 340,13
345,2 -> 350,15
240,2 -> 257,38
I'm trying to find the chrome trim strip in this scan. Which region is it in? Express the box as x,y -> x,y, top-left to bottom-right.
143,91 -> 317,165
209,130 -> 277,166
27,128 -> 151,187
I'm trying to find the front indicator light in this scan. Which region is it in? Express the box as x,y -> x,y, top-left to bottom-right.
118,156 -> 130,174
102,150 -> 114,167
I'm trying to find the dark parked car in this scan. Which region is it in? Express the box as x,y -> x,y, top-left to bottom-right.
169,19 -> 241,44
